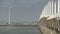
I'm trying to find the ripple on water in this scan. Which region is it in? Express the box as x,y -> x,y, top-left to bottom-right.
0,27 -> 41,34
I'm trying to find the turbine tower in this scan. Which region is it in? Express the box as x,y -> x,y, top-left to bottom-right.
9,7 -> 12,24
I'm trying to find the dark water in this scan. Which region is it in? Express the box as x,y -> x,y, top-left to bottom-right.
0,27 -> 41,34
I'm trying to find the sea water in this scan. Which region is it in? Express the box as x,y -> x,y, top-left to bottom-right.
0,27 -> 41,34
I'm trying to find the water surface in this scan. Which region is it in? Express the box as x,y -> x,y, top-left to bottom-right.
0,27 -> 41,34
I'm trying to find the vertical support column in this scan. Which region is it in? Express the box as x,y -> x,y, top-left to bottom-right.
50,0 -> 52,15
56,0 -> 58,14
51,0 -> 52,15
58,0 -> 60,16
52,0 -> 57,15
51,0 -> 54,15
53,0 -> 55,14
54,0 -> 57,15
51,0 -> 57,15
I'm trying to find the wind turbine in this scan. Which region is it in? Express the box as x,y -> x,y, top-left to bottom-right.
9,7 -> 12,24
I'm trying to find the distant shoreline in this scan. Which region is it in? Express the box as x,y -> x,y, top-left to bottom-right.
0,24 -> 38,27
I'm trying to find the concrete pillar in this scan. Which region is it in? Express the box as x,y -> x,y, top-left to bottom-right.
58,0 -> 60,16
51,0 -> 57,15
54,0 -> 57,15
51,0 -> 54,15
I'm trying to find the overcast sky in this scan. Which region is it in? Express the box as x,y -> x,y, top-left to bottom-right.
0,0 -> 49,22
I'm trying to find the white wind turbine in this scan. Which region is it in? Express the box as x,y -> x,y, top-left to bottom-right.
8,7 -> 12,24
